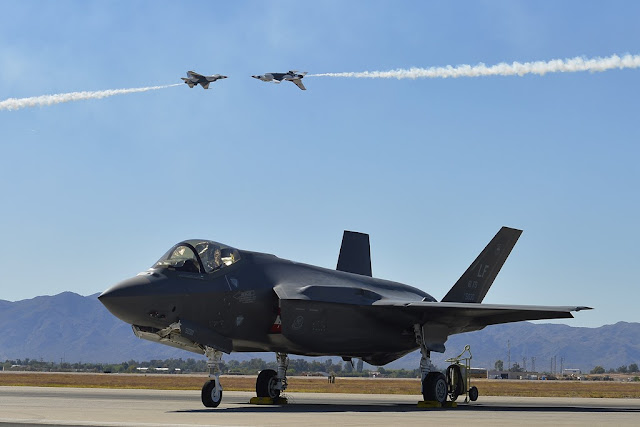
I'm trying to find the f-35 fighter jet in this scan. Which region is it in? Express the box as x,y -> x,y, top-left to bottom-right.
99,227 -> 590,407
181,71 -> 227,89
252,71 -> 307,90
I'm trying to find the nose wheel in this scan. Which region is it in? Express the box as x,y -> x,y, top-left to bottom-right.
202,378 -> 223,407
201,347 -> 224,408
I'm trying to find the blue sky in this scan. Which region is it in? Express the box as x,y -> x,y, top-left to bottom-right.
1,1 -> 638,328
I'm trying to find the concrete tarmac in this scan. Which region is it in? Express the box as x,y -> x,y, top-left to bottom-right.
1,386 -> 639,426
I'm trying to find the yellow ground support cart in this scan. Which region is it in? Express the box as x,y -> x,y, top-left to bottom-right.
445,345 -> 478,403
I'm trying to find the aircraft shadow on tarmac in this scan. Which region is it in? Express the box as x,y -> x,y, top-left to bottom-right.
172,403 -> 640,414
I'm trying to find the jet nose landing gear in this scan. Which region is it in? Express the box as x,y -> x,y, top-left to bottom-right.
201,347 -> 224,408
202,378 -> 223,407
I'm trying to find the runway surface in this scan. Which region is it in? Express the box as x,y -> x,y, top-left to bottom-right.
1,386 -> 639,426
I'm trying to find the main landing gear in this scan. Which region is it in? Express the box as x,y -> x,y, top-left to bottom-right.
201,347 -> 223,408
200,349 -> 290,408
414,325 -> 448,404
414,326 -> 480,407
254,352 -> 289,402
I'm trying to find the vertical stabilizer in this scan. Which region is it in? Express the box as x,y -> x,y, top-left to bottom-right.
441,227 -> 522,303
336,231 -> 372,277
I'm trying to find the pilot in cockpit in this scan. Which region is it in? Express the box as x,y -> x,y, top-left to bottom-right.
212,248 -> 223,270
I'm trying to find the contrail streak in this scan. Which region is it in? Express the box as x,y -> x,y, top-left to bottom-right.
309,53 -> 640,80
0,84 -> 181,111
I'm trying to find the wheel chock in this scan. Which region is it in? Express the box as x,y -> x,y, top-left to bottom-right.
442,401 -> 458,408
249,397 -> 288,405
417,400 -> 442,408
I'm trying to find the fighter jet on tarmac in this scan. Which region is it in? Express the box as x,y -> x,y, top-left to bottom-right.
99,227 -> 590,408
181,71 -> 227,89
252,71 -> 307,90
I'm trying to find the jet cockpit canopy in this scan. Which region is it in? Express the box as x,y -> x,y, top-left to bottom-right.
153,240 -> 241,274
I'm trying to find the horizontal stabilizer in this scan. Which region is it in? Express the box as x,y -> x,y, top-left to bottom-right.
336,231 -> 372,277
442,227 -> 522,303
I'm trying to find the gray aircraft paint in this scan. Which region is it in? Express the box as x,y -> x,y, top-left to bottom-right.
181,71 -> 227,89
251,71 -> 307,90
99,227 -> 590,366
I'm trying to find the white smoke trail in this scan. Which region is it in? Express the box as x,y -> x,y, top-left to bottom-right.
0,83 -> 181,112
310,53 -> 640,80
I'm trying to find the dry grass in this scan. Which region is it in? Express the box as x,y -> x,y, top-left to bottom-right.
1,373 -> 639,398
472,378 -> 640,398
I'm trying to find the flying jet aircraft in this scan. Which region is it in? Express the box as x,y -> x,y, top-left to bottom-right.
181,71 -> 227,89
251,71 -> 307,90
99,227 -> 590,407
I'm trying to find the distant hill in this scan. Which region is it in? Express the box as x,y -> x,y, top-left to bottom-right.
0,292 -> 295,364
1,292 -> 638,372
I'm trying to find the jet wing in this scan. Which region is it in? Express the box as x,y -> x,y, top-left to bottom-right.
292,79 -> 306,90
370,300 -> 591,334
274,282 -> 590,353
189,71 -> 204,78
181,78 -> 195,88
273,282 -> 590,333
201,82 -> 210,89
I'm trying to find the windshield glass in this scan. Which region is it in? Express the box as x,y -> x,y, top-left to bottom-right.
153,240 -> 241,273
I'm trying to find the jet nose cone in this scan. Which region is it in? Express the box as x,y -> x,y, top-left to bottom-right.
252,75 -> 259,79
99,275 -> 152,325
99,275 -> 148,300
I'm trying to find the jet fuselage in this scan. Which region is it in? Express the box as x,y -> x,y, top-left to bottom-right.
100,249 -> 433,363
99,229 -> 589,367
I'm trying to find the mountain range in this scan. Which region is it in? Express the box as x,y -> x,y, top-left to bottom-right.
1,292 -> 637,372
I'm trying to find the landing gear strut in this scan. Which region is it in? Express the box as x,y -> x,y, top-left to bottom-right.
201,347 -> 223,407
414,324 -> 447,404
256,352 -> 289,399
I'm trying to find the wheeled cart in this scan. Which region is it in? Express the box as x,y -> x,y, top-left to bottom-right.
445,345 -> 478,403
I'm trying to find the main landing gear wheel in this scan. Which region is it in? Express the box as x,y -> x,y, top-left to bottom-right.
422,372 -> 448,404
201,379 -> 222,408
256,369 -> 280,399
